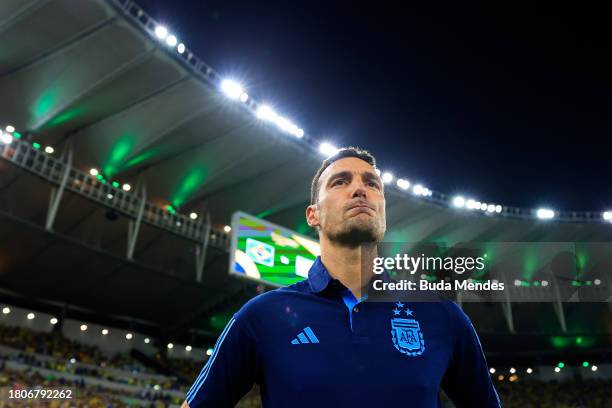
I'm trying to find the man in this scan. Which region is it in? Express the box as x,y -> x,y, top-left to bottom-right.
183,147 -> 501,407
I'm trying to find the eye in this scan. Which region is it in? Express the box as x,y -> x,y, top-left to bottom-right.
332,179 -> 347,186
368,181 -> 380,189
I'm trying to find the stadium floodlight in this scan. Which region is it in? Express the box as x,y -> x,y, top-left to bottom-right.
50,317 -> 58,325
495,205 -> 502,213
80,324 -> 87,331
220,79 -> 244,100
2,307 -> 9,314
240,92 -> 249,102
526,368 -> 533,374
397,179 -> 410,190
466,199 -> 477,210
102,329 -> 109,335
126,333 -> 133,340
189,212 -> 198,220
177,43 -> 186,54
167,343 -> 174,349
591,365 -> 598,372
0,130 -> 12,144
186,345 -> 192,351
224,225 -> 232,233
122,183 -> 131,192
256,105 -> 278,121
381,172 -> 393,184
27,313 -> 35,320
413,184 -> 424,196
603,211 -> 612,221
206,348 -> 213,356
166,34 -> 177,47
480,202 -> 488,211
288,123 -> 299,136
554,367 -> 561,373
487,204 -> 495,212
275,116 -> 293,132
319,142 -> 339,157
89,168 -> 99,176
154,25 -> 168,39
536,208 -> 555,219
273,117 -> 302,138
452,196 -> 465,208
509,367 -> 516,374
514,280 -> 521,286
144,338 -> 150,344
5,125 -> 15,133
489,368 -> 495,374
594,278 -> 601,285
45,146 -> 54,154
541,280 -> 549,286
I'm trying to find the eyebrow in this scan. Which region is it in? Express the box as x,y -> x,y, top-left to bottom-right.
326,170 -> 381,188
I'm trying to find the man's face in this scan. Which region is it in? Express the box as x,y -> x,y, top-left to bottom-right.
307,157 -> 386,246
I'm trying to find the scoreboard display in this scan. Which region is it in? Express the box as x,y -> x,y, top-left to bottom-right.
229,211 -> 320,286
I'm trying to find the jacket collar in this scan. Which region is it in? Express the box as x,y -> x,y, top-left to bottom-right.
307,256 -> 391,294
307,257 -> 333,293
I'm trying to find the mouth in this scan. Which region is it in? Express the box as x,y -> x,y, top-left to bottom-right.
346,203 -> 375,216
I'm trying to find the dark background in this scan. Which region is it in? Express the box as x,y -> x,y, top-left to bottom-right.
139,0 -> 612,211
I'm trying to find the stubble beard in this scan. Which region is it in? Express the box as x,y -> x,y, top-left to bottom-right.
326,215 -> 384,248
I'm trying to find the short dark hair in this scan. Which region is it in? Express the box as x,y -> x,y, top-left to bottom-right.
310,146 -> 377,205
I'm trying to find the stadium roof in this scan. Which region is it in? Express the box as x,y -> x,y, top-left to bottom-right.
0,0 -> 610,345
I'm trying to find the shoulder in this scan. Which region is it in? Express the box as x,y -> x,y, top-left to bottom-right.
437,300 -> 473,330
234,279 -> 312,321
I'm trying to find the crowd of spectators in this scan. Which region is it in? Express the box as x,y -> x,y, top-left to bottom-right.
0,360 -> 169,407
0,360 -> 186,406
6,352 -> 186,393
163,357 -> 203,381
0,323 -> 188,406
0,324 -> 147,373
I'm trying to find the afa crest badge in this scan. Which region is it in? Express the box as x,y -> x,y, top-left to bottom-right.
390,302 -> 425,356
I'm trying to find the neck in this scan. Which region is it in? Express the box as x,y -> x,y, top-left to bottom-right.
319,237 -> 377,299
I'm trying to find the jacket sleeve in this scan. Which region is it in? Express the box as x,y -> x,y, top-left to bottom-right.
184,313 -> 258,408
440,301 -> 501,408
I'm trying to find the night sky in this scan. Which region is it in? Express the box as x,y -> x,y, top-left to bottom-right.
139,0 -> 611,212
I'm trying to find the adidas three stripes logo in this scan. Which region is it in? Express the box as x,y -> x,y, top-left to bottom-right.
291,326 -> 319,345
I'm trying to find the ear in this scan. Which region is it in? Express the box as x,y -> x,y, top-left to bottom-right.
306,204 -> 320,228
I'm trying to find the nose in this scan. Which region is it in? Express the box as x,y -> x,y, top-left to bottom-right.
351,182 -> 367,199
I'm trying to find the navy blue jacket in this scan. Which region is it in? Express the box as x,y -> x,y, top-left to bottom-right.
186,257 -> 501,407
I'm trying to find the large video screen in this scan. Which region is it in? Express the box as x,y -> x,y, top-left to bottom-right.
229,212 -> 320,286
